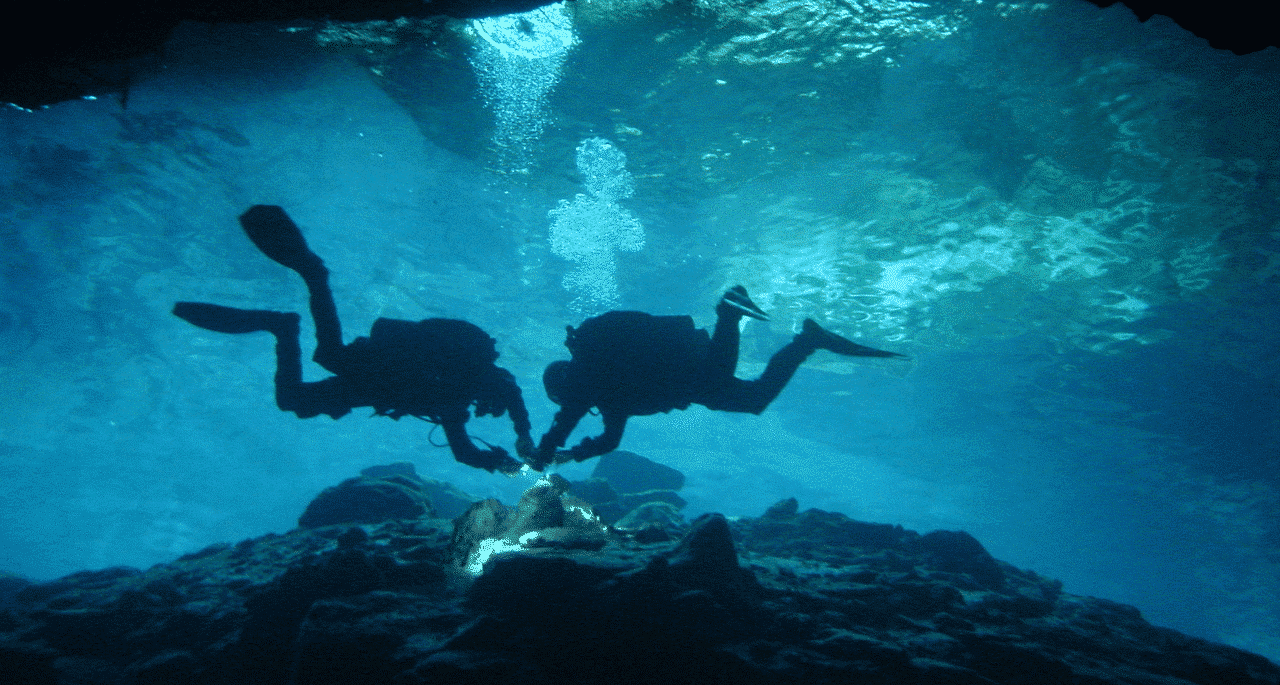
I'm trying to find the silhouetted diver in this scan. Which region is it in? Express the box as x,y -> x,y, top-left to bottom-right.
173,205 -> 533,474
533,286 -> 906,469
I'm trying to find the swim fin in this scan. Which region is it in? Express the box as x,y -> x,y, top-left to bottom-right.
800,318 -> 907,358
721,285 -> 770,321
238,205 -> 326,279
173,302 -> 299,336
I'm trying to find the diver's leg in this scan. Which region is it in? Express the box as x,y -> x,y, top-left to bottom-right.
172,302 -> 346,418
702,338 -> 815,414
703,319 -> 907,414
708,305 -> 742,381
302,271 -> 345,372
275,340 -> 354,419
270,312 -> 307,413
235,205 -> 345,370
708,286 -> 768,381
260,311 -> 350,419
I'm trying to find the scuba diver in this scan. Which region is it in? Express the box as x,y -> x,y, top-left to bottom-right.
532,286 -> 907,470
173,205 -> 533,475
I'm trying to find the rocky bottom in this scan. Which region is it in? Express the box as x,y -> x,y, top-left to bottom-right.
1,469 -> 1277,685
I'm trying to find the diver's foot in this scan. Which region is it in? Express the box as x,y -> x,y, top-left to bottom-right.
799,318 -> 907,358
719,285 -> 769,321
525,448 -> 555,473
238,205 -> 327,279
173,302 -> 300,337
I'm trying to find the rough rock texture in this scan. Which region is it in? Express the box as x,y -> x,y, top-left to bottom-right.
362,462 -> 480,520
5,2 -> 1272,111
590,450 -> 686,495
567,450 -> 688,526
298,474 -> 436,528
1,0 -> 565,109
613,501 -> 686,542
1,492 -> 1276,685
298,462 -> 484,527
450,475 -> 611,575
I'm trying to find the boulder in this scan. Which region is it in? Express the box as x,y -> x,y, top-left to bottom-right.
297,474 -> 434,528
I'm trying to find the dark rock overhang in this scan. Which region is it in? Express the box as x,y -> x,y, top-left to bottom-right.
1,0 -> 565,110
4,1 -> 1279,111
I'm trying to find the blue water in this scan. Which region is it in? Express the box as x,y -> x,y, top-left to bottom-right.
2,0 -> 1277,662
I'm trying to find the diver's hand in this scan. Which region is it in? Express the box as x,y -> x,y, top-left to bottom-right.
515,435 -> 535,461
458,443 -> 518,474
565,436 -> 607,462
485,447 -> 524,477
524,445 -> 553,472
495,459 -> 524,477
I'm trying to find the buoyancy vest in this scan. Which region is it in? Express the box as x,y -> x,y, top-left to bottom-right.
565,311 -> 710,416
342,317 -> 500,420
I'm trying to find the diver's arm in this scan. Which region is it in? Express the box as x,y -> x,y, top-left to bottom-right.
440,409 -> 521,474
568,410 -> 627,462
473,368 -> 534,460
478,368 -> 534,451
498,370 -> 533,438
538,404 -> 590,451
535,403 -> 590,467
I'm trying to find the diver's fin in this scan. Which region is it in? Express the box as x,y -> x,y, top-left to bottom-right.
238,205 -> 327,279
721,285 -> 770,321
800,318 -> 907,358
173,302 -> 299,336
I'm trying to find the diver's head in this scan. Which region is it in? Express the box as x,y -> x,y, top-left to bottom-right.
543,360 -> 575,406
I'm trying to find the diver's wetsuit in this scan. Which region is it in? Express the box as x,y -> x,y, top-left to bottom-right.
535,294 -> 849,468
174,205 -> 532,474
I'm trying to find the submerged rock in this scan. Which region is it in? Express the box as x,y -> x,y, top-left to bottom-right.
297,462 -> 483,529
0,492 -> 1275,685
297,474 -> 436,528
591,449 -> 686,494
361,462 -> 479,520
613,500 -> 686,542
568,450 -> 688,525
451,475 -> 610,576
